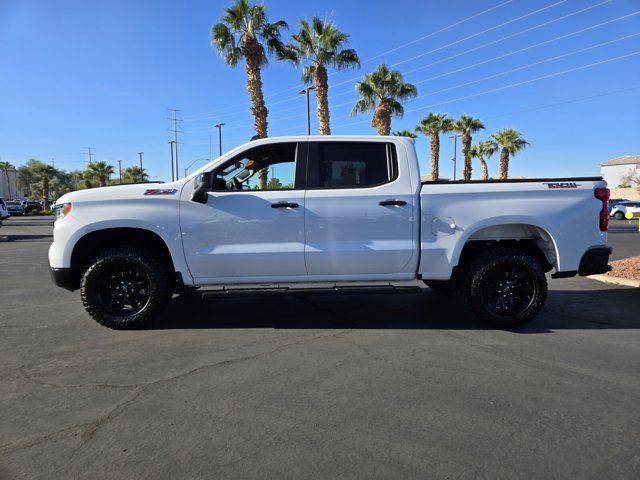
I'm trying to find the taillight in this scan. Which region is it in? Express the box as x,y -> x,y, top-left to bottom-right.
595,187 -> 610,232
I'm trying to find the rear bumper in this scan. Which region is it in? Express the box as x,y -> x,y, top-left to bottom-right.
49,266 -> 76,291
579,246 -> 613,276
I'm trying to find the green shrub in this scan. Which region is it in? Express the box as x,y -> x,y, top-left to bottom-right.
31,209 -> 54,216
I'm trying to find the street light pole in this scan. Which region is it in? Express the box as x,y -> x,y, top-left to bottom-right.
184,158 -> 210,177
449,134 -> 461,181
214,123 -> 225,157
168,141 -> 176,182
137,152 -> 144,182
299,86 -> 315,135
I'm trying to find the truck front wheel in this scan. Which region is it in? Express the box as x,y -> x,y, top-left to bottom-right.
80,247 -> 172,329
463,247 -> 547,329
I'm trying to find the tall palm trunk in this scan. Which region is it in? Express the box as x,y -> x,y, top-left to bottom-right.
242,37 -> 269,189
479,156 -> 489,180
430,131 -> 440,181
462,134 -> 472,181
499,148 -> 509,180
314,64 -> 331,135
372,102 -> 391,135
42,177 -> 50,210
99,175 -> 106,187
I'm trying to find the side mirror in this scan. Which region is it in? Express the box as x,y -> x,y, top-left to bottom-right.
191,172 -> 213,204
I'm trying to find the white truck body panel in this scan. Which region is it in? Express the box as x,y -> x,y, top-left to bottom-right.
49,135 -> 609,289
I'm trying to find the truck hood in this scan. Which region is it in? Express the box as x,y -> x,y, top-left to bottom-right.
57,182 -> 182,204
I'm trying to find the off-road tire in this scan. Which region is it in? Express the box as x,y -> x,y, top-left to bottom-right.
463,247 -> 547,329
80,246 -> 172,329
614,211 -> 624,220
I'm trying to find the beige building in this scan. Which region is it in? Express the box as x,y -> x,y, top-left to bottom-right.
600,155 -> 640,188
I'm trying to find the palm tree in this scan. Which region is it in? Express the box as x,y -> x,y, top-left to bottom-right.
0,161 -> 15,198
212,0 -> 287,189
281,17 -> 360,135
453,114 -> 485,181
31,163 -> 58,210
122,166 -> 148,183
77,170 -> 93,189
470,141 -> 495,180
87,161 -> 115,187
489,129 -> 530,180
351,64 -> 417,136
211,0 -> 287,139
415,113 -> 454,181
393,130 -> 417,138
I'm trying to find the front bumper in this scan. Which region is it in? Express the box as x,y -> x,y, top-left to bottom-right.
49,266 -> 76,291
579,246 -> 613,276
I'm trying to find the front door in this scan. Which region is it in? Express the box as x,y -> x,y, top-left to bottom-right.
181,141 -> 307,282
304,141 -> 417,279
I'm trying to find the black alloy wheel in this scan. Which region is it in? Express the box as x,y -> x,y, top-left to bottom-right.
463,247 -> 547,328
95,262 -> 151,315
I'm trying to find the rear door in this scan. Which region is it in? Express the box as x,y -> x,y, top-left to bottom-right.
304,140 -> 416,279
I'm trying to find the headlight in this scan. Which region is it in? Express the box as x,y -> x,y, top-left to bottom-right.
54,203 -> 72,219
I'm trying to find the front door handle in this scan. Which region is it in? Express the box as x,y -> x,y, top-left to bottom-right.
271,201 -> 299,209
379,199 -> 407,207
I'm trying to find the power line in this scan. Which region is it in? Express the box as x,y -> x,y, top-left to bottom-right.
328,50 -> 640,130
487,85 -> 640,119
181,0 -> 518,120
206,25 -> 640,134
183,0 -> 614,128
362,0 -> 515,63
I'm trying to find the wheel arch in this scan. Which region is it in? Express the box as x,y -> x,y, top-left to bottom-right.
69,227 -> 176,289
454,220 -> 560,275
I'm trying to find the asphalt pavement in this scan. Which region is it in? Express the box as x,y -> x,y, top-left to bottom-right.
0,216 -> 638,479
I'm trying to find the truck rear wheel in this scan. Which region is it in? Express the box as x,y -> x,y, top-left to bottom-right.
463,247 -> 547,329
80,246 -> 172,329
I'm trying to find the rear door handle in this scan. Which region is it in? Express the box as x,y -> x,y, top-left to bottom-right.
379,199 -> 407,207
271,201 -> 299,209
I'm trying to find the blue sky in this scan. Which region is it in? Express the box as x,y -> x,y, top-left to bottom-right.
1,0 -> 639,181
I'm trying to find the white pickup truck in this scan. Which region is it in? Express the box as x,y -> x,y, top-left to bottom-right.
49,136 -> 612,329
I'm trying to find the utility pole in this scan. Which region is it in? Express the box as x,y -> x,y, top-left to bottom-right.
168,108 -> 182,179
214,123 -> 224,156
299,86 -> 315,135
138,152 -> 144,182
84,147 -> 94,164
50,158 -> 55,168
117,160 -> 122,183
168,141 -> 176,182
449,134 -> 461,181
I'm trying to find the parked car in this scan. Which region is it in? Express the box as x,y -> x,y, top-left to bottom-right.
49,136 -> 612,330
609,198 -> 630,213
610,201 -> 640,220
0,198 -> 9,223
5,200 -> 25,215
22,200 -> 42,215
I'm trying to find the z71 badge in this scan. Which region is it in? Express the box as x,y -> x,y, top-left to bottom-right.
544,182 -> 580,189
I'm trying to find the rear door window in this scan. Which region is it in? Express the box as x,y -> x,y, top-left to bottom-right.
307,142 -> 397,189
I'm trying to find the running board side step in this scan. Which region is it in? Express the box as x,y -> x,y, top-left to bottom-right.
201,284 -> 422,298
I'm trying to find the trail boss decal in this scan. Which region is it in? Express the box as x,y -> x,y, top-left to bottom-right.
544,182 -> 580,189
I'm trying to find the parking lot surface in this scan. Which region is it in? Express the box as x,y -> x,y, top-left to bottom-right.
1,216 -> 639,479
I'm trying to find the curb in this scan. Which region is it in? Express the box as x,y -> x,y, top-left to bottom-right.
587,274 -> 640,288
